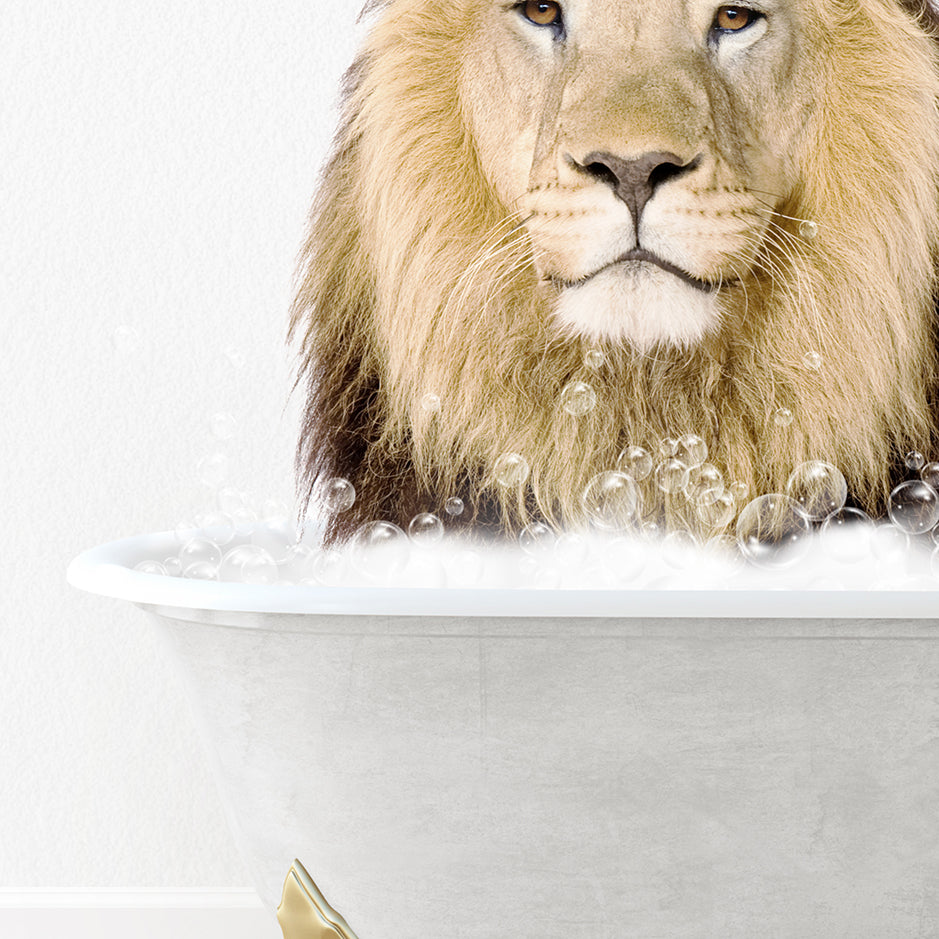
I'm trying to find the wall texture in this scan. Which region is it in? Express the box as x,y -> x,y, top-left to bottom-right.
1,1 -> 359,891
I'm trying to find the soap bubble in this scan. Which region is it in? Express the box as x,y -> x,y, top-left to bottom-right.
922,462 -> 939,488
494,452 -> 530,487
785,460 -> 847,521
311,550 -> 348,586
250,518 -> 297,564
320,477 -> 356,513
581,471 -> 641,530
559,381 -> 597,417
229,505 -> 258,537
696,491 -> 736,530
210,412 -> 237,440
421,393 -> 442,413
584,349 -> 606,370
219,544 -> 279,584
663,530 -> 698,569
729,481 -> 750,503
655,459 -> 690,494
675,434 -> 708,469
798,219 -> 818,240
519,521 -> 555,555
174,520 -> 199,545
111,325 -> 139,354
735,494 -> 812,569
658,436 -> 679,458
217,486 -> 249,515
802,350 -> 822,370
685,463 -> 724,506
350,521 -> 410,580
182,561 -> 219,580
197,452 -> 229,489
821,507 -> 875,563
887,480 -> 939,534
616,445 -> 653,481
134,560 -> 166,576
409,512 -> 444,544
163,557 -> 182,576
260,498 -> 290,520
905,451 -> 926,472
280,543 -> 317,582
195,511 -> 235,546
444,497 -> 465,516
179,537 -> 222,570
773,407 -> 794,427
872,523 -> 910,564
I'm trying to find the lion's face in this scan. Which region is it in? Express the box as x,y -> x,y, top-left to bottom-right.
460,0 -> 816,349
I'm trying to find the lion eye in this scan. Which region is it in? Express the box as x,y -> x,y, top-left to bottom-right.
713,5 -> 760,32
521,1 -> 563,28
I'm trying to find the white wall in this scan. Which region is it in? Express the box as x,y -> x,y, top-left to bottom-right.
1,0 -> 360,896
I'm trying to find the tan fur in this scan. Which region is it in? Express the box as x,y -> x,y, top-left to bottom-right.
291,0 -> 939,541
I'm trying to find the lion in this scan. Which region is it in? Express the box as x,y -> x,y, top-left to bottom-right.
290,0 -> 939,544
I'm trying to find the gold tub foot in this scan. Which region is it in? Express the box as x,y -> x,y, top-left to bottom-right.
277,859 -> 360,939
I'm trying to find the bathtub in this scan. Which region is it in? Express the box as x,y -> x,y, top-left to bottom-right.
69,530 -> 939,938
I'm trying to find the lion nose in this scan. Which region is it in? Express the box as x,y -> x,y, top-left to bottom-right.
577,150 -> 702,232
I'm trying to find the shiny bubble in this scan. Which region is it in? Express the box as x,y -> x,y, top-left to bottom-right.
519,521 -> 556,555
696,491 -> 736,530
197,452 -> 229,489
616,445 -> 653,481
921,462 -> 939,489
905,451 -> 926,472
675,434 -> 708,469
581,471 -> 641,530
174,520 -> 199,545
320,477 -> 356,513
658,436 -> 679,458
663,530 -> 699,569
350,521 -> 410,580
179,537 -> 222,570
494,452 -> 530,488
798,219 -> 818,240
821,507 -> 876,563
219,544 -> 279,584
311,550 -> 348,587
134,560 -> 166,576
785,460 -> 847,521
280,543 -> 318,583
230,505 -> 258,537
261,498 -> 291,520
872,523 -> 910,564
210,412 -> 237,440
217,486 -> 249,515
421,393 -> 442,413
685,463 -> 724,506
111,325 -> 139,354
195,511 -> 235,546
408,512 -> 444,544
444,497 -> 465,517
655,459 -> 690,494
735,494 -> 812,569
250,518 -> 297,564
729,481 -> 750,503
163,557 -> 182,577
773,407 -> 794,428
584,348 -> 606,370
802,350 -> 822,371
887,480 -> 939,534
182,561 -> 219,580
560,381 -> 597,417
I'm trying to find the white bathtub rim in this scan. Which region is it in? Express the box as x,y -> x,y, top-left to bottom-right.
67,530 -> 939,620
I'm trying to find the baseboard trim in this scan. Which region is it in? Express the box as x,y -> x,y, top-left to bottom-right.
0,890 -> 281,939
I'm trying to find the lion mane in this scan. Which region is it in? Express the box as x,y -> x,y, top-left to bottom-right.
291,0 -> 939,543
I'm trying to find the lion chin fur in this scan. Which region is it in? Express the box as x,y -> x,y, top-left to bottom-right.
290,0 -> 939,544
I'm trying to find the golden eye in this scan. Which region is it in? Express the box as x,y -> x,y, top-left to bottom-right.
714,5 -> 758,31
522,1 -> 562,28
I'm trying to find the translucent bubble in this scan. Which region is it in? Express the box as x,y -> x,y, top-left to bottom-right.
195,511 -> 235,546
111,325 -> 139,354
658,437 -> 679,458
655,459 -> 690,494
872,523 -> 909,564
802,350 -> 822,370
584,349 -> 606,370
280,543 -> 318,583
250,518 -> 297,564
163,557 -> 182,576
224,346 -> 246,368
519,521 -> 555,555
905,451 -> 926,472
729,481 -> 750,503
219,544 -> 279,584
230,505 -> 258,537
179,537 -> 222,570
663,530 -> 698,569
616,446 -> 653,481
444,497 -> 465,517
921,462 -> 939,489
408,512 -> 444,544
182,561 -> 219,580
197,452 -> 229,489
798,219 -> 818,240
821,507 -> 875,563
134,560 -> 166,576
785,460 -> 847,521
581,471 -> 641,530
350,521 -> 410,580
320,477 -> 356,513
554,531 -> 588,566
174,520 -> 199,545
696,491 -> 736,530
218,486 -> 249,515
421,393 -> 442,413
685,463 -> 724,506
494,452 -> 530,487
674,434 -> 708,469
210,412 -> 237,440
887,480 -> 939,534
559,381 -> 598,417
311,550 -> 348,587
735,494 -> 812,569
773,408 -> 794,428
